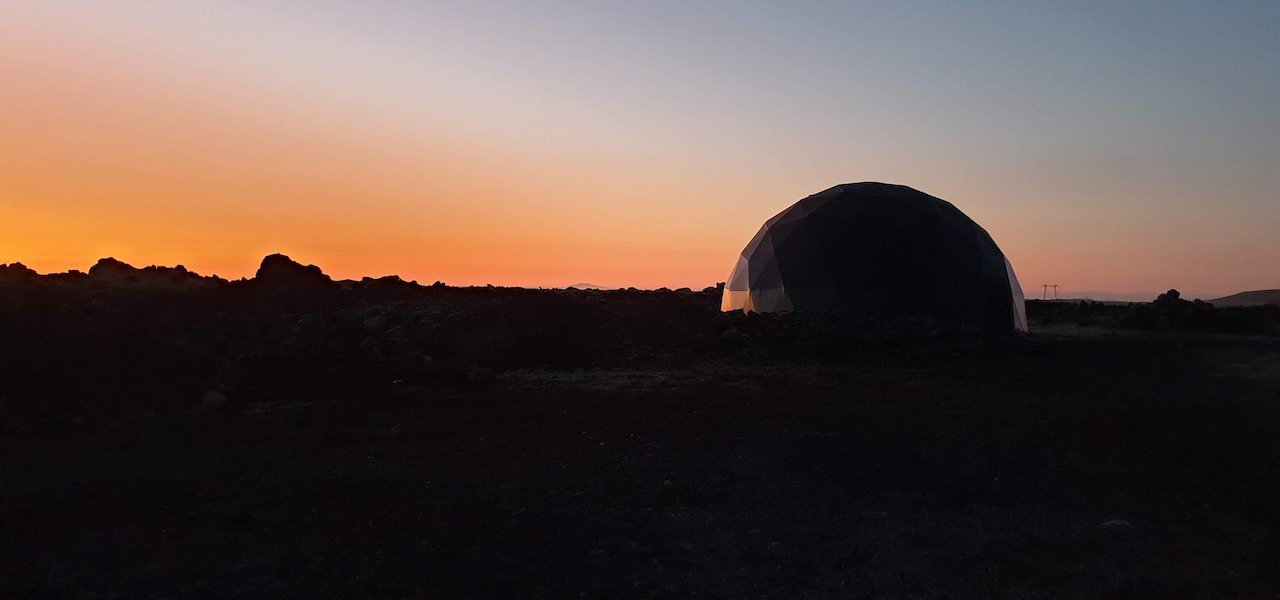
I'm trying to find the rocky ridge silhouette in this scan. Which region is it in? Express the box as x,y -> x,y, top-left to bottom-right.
2,254 -> 377,292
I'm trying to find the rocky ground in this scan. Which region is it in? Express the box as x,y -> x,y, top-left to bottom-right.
2,256 -> 1279,597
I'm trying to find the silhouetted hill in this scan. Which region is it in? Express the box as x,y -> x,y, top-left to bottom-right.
87,257 -> 136,280
253,253 -> 337,293
1209,289 -> 1280,307
1056,291 -> 1184,302
87,257 -> 224,289
0,262 -> 37,283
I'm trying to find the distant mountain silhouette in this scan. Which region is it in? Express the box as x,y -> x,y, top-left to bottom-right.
1208,289 -> 1280,308
1052,291 -> 1156,303
568,283 -> 611,290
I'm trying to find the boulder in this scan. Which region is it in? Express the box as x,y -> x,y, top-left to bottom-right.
253,254 -> 337,293
0,262 -> 37,283
87,257 -> 138,283
87,258 -> 223,289
202,390 -> 229,409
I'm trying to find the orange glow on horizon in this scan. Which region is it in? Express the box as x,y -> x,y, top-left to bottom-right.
3,4 -> 1275,299
0,29 -> 730,289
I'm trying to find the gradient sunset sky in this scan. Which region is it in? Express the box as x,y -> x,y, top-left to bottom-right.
3,1 -> 1276,298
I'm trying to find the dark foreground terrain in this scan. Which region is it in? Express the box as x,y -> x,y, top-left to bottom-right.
3,257 -> 1279,597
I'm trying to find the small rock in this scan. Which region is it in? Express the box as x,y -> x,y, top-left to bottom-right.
1100,519 -> 1132,528
720,328 -> 750,343
364,315 -> 389,330
202,390 -> 228,409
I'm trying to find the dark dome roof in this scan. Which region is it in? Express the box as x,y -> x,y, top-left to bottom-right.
723,182 -> 1027,332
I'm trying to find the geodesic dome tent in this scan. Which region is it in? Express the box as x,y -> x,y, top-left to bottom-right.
722,182 -> 1028,333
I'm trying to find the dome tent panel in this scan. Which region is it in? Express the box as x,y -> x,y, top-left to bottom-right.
722,182 -> 1027,333
1004,257 -> 1028,332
